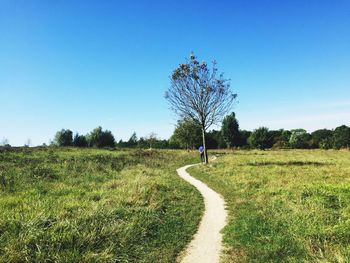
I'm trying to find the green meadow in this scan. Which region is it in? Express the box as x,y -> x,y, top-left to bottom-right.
190,149 -> 350,262
2,147 -> 350,263
0,148 -> 203,263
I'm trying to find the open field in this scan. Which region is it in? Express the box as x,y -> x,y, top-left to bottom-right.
0,148 -> 203,263
3,147 -> 350,263
190,149 -> 350,262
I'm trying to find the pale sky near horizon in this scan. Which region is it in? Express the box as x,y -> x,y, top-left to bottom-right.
1,0 -> 349,146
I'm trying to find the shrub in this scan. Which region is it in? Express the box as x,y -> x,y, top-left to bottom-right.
333,125 -> 350,149
248,127 -> 273,150
207,130 -> 226,149
87,127 -> 115,148
170,118 -> 202,150
311,129 -> 333,148
221,112 -> 240,148
238,130 -> 252,147
320,137 -> 333,149
73,134 -> 88,147
54,129 -> 73,146
289,129 -> 311,149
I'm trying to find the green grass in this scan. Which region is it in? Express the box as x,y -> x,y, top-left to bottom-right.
0,147 -> 203,263
189,149 -> 350,263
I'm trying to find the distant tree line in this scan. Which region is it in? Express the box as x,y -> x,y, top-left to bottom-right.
53,127 -> 116,148
53,127 -> 169,149
117,132 -> 169,149
169,113 -> 350,150
36,116 -> 350,150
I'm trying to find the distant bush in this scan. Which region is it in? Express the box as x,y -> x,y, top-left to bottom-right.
87,126 -> 115,148
221,112 -> 240,148
311,129 -> 333,148
272,140 -> 286,149
289,129 -> 311,149
248,127 -> 273,150
137,137 -> 149,148
153,139 -> 169,149
320,137 -> 333,149
73,133 -> 88,147
169,118 -> 202,150
54,129 -> 73,146
127,132 -> 138,147
207,130 -> 226,149
333,125 -> 350,149
238,130 -> 251,148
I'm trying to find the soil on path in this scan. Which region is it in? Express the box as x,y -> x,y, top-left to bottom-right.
176,162 -> 227,263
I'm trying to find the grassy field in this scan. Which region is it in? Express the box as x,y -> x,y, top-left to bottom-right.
0,147 -> 203,263
190,149 -> 350,263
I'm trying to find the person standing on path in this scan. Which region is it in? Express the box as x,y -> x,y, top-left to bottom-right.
198,146 -> 205,163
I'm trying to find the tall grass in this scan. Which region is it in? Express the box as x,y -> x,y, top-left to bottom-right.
0,148 -> 203,263
190,149 -> 350,262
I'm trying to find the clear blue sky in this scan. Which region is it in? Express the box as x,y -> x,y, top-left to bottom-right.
1,0 -> 349,146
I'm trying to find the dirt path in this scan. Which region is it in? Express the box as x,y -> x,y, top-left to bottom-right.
177,161 -> 227,263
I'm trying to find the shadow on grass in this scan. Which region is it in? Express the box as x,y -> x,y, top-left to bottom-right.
244,161 -> 332,166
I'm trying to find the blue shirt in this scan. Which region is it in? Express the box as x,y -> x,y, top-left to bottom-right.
199,146 -> 204,153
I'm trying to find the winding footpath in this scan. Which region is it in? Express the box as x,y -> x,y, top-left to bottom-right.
177,161 -> 227,263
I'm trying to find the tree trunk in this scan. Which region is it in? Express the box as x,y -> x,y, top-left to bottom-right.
201,128 -> 208,164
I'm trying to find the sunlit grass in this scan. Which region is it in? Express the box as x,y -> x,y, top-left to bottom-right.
0,148 -> 203,263
190,149 -> 350,262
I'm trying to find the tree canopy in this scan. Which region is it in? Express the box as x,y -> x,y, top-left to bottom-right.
248,127 -> 273,150
54,129 -> 73,147
289,129 -> 311,149
221,112 -> 240,148
165,53 -> 236,163
169,118 -> 202,149
73,133 -> 88,147
333,125 -> 350,149
87,127 -> 115,148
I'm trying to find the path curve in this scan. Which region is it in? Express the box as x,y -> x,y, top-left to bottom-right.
177,161 -> 227,263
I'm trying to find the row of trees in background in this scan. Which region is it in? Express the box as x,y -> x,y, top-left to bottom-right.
54,127 -> 115,148
53,127 -> 168,149
4,114 -> 349,150
117,132 -> 168,149
45,111 -> 350,150
169,113 -> 350,150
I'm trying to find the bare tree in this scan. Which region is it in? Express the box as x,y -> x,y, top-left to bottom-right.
165,53 -> 237,163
